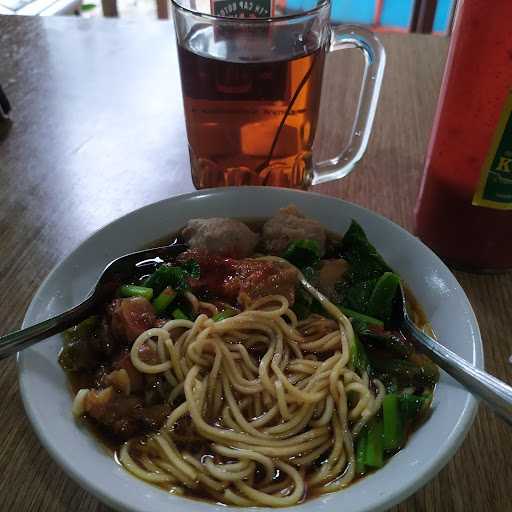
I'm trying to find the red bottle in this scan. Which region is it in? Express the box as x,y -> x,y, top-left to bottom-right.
415,0 -> 512,272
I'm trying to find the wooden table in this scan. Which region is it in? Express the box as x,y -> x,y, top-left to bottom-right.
0,15 -> 510,512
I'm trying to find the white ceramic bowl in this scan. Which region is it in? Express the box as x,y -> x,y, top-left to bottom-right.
18,187 -> 482,512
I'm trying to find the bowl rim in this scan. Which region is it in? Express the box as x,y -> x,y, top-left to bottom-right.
17,186 -> 483,512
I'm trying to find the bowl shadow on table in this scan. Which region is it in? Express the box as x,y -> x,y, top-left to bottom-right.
0,119 -> 12,142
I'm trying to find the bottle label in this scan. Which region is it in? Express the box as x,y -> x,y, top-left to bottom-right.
210,0 -> 274,17
473,89 -> 512,209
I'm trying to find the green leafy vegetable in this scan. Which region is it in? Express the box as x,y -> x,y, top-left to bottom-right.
212,308 -> 238,322
359,328 -> 414,358
367,272 -> 400,326
59,316 -> 109,371
355,428 -> 368,475
336,221 -> 394,317
341,221 -> 392,282
365,418 -> 384,468
369,357 -> 439,387
180,259 -> 200,279
338,306 -> 384,327
382,376 -> 399,394
142,265 -> 176,294
119,284 -> 153,301
350,333 -> 371,375
166,267 -> 193,292
383,394 -> 403,451
399,393 -> 432,420
169,294 -> 197,321
343,308 -> 412,360
152,286 -> 177,315
172,308 -> 190,320
292,286 -> 314,320
143,260 -> 200,295
337,278 -> 378,315
292,285 -> 326,320
283,240 -> 321,270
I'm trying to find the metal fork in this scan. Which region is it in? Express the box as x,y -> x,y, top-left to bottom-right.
0,244 -> 187,359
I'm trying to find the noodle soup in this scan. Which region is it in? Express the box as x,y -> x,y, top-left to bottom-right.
60,206 -> 438,506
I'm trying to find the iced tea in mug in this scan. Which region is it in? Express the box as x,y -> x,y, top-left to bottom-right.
171,0 -> 385,189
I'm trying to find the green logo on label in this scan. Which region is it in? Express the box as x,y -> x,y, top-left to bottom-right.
473,90 -> 512,210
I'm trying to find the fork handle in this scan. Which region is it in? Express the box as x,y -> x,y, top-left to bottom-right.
404,318 -> 512,426
0,297 -> 95,359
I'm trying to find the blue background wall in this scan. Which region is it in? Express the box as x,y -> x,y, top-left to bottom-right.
287,0 -> 454,32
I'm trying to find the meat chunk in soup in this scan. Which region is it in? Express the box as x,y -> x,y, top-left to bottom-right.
180,250 -> 298,305
112,351 -> 145,392
109,297 -> 156,344
239,262 -> 298,305
182,217 -> 259,258
262,205 -> 326,256
82,387 -> 171,439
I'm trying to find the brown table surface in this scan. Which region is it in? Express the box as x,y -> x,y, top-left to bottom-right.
1,14 -> 511,512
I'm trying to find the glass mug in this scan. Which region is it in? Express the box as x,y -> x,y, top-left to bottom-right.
171,0 -> 385,189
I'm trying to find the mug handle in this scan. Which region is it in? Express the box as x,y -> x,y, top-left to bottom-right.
312,25 -> 386,185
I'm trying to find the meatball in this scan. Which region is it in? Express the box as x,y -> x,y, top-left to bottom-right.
262,205 -> 327,256
182,218 -> 259,258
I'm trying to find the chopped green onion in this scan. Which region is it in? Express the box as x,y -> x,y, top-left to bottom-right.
143,260 -> 200,295
212,308 -> 238,322
152,286 -> 176,315
338,306 -> 384,327
355,428 -> 368,475
180,259 -> 200,279
383,394 -> 403,451
142,265 -> 173,292
119,285 -> 153,301
172,308 -> 190,320
365,418 -> 384,468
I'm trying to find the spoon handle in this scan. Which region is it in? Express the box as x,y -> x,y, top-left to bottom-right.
0,297 -> 95,359
404,318 -> 512,425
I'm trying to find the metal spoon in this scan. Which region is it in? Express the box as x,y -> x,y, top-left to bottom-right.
0,243 -> 187,359
397,282 -> 512,425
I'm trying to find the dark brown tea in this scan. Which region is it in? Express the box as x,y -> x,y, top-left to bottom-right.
177,43 -> 326,188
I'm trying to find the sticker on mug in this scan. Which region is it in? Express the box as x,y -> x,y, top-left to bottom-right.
210,0 -> 275,17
